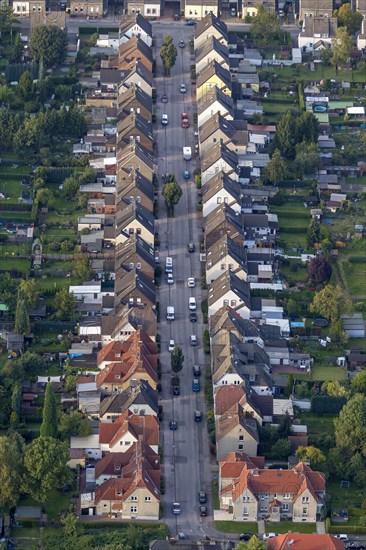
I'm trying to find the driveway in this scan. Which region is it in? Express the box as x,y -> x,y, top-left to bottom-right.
153,23 -> 212,540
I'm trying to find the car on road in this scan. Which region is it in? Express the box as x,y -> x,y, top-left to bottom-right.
194,410 -> 202,422
239,534 -> 253,541
188,277 -> 195,288
168,339 -> 175,352
185,19 -> 195,25
181,113 -> 189,128
193,364 -> 201,376
335,535 -> 349,542
199,506 -> 208,516
263,533 -> 278,540
190,334 -> 197,346
172,502 -> 181,514
180,83 -> 186,93
192,378 -> 200,392
169,420 -> 177,430
187,242 -> 195,252
167,273 -> 174,285
199,491 -> 207,503
183,170 -> 190,180
161,113 -> 168,125
161,94 -> 168,103
190,312 -> 197,322
189,297 -> 197,310
346,544 -> 366,549
179,39 -> 185,48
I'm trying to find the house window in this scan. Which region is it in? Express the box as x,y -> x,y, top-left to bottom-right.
231,300 -> 237,306
130,506 -> 138,513
129,262 -> 134,269
282,503 -> 289,511
136,228 -> 141,235
217,197 -> 222,204
129,228 -> 134,234
125,441 -> 130,445
228,263 -> 233,270
302,508 -> 308,516
131,496 -> 138,501
152,8 -> 156,13
238,444 -> 243,450
136,196 -> 141,203
239,435 -> 244,441
136,263 -> 141,270
302,497 -> 309,503
146,8 -> 151,13
243,506 -> 249,515
224,197 -> 228,203
145,496 -> 151,502
284,493 -> 290,499
221,263 -> 225,270
223,300 -> 229,306
243,496 -> 250,502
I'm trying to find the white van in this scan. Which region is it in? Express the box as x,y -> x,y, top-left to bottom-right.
167,306 -> 175,320
183,147 -> 192,160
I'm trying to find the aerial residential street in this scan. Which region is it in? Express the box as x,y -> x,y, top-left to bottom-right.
153,24 -> 212,539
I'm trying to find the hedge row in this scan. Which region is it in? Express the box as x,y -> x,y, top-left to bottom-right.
328,524 -> 366,535
348,256 -> 366,264
311,395 -> 346,415
0,203 -> 32,212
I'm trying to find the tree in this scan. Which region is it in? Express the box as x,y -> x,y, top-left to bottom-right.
307,256 -> 332,285
54,288 -> 77,321
321,380 -> 350,398
59,412 -> 91,440
22,437 -> 70,502
73,256 -> 94,283
19,278 -> 40,308
332,27 -> 352,67
40,383 -> 58,439
160,35 -> 177,75
295,445 -> 326,468
277,412 -> 293,438
0,432 -> 24,511
61,512 -> 78,537
272,438 -> 291,459
265,148 -> 287,184
294,141 -> 320,178
0,272 -> 18,311
29,25 -> 68,69
251,4 -> 281,44
36,187 -> 53,207
320,45 -> 332,66
335,3 -> 363,35
10,33 -> 23,64
307,218 -> 321,249
171,346 -> 184,373
2,352 -> 49,383
14,294 -> 30,336
297,112 -> 320,144
162,181 -> 183,215
0,6 -> 16,38
246,537 -> 266,550
351,370 -> 366,395
275,111 -> 298,159
310,284 -> 351,323
18,70 -> 33,100
11,384 -> 22,416
334,394 -> 366,458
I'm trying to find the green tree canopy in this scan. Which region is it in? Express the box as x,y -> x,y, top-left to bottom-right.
40,383 -> 58,439
294,141 -> 320,178
14,293 -> 30,336
18,70 -> 33,100
295,445 -> 326,468
274,110 -> 298,159
29,25 -> 68,68
307,256 -> 332,285
22,436 -> 70,502
0,272 -> 19,311
54,288 -> 77,321
0,432 -> 24,511
310,284 -> 352,323
162,181 -> 183,214
59,412 -> 91,440
19,278 -> 40,308
160,35 -> 177,75
73,256 -> 94,284
351,370 -> 366,395
307,218 -> 321,249
335,3 -> 363,35
3,352 -> 49,383
334,394 -> 366,458
250,4 -> 281,44
171,346 -> 184,373
265,148 -> 287,184
332,26 -> 352,67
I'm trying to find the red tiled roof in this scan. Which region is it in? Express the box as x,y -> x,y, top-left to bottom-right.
215,385 -> 245,416
99,412 -> 159,448
220,452 -> 265,479
267,533 -> 344,550
95,439 -> 159,479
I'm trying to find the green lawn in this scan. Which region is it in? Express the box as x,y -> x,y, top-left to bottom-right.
280,262 -> 308,285
212,480 -> 220,510
214,521 -> 258,534
298,412 -> 336,438
278,230 -> 307,251
265,521 -> 316,534
327,479 -> 365,510
310,365 -> 347,382
343,261 -> 366,297
19,488 -> 72,521
1,257 -> 30,273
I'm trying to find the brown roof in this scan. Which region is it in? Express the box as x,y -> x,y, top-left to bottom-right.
215,385 -> 245,416
215,403 -> 259,443
220,452 -> 265,479
95,438 -> 159,479
99,411 -> 159,449
267,534 -> 344,550
288,435 -> 309,454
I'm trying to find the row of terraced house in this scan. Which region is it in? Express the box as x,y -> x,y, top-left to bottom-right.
65,14 -> 163,520
194,14 -> 326,525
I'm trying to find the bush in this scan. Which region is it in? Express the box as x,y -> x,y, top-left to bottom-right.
203,330 -> 210,355
311,395 -> 346,415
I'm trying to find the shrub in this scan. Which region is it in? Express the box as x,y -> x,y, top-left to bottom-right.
311,395 -> 346,414
203,330 -> 210,355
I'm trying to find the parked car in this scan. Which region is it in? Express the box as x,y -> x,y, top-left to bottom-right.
192,379 -> 200,392
199,491 -> 207,503
161,113 -> 168,125
172,502 -> 181,514
180,83 -> 186,93
190,312 -> 197,322
194,410 -> 202,422
166,273 -> 174,285
183,170 -> 190,180
181,112 -> 189,128
179,39 -> 185,48
193,364 -> 201,376
187,242 -> 195,252
263,533 -> 278,540
187,277 -> 195,288
199,506 -> 208,516
168,339 -> 175,352
185,19 -> 195,25
189,297 -> 196,310
169,420 -> 177,430
239,534 -> 253,541
161,94 -> 168,103
190,334 -> 197,346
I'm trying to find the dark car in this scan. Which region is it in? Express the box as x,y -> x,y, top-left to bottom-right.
199,506 -> 208,516
187,242 -> 195,252
199,490 -> 207,504
169,420 -> 177,430
190,312 -> 197,322
193,364 -> 201,376
173,385 -> 180,395
185,19 -> 196,25
161,94 -> 168,103
239,534 -> 253,541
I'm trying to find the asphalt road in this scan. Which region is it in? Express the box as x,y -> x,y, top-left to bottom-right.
153,24 -> 212,540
